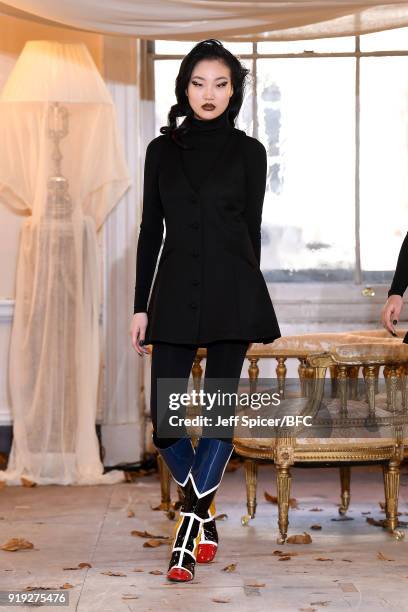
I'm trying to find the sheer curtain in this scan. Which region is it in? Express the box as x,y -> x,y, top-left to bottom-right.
0,0 -> 407,40
0,40 -> 131,484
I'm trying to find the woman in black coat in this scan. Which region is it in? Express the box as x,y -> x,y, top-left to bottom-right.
130,39 -> 281,582
381,232 -> 408,342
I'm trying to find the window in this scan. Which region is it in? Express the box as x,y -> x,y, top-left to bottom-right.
152,31 -> 408,289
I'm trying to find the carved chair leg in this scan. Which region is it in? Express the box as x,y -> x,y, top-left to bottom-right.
276,464 -> 291,544
382,460 -> 401,534
156,453 -> 171,511
244,459 -> 258,519
338,465 -> 351,515
276,357 -> 287,399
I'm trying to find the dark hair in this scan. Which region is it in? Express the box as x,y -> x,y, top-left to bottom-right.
160,39 -> 250,147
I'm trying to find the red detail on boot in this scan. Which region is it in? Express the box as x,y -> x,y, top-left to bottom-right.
197,543 -> 217,563
167,567 -> 193,582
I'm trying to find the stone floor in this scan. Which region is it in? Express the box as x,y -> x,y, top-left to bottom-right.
0,462 -> 408,612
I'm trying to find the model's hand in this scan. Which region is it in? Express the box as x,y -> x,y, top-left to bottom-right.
130,312 -> 150,356
381,295 -> 403,335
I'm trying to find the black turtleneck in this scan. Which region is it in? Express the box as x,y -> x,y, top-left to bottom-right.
133,109 -> 267,314
179,107 -> 232,193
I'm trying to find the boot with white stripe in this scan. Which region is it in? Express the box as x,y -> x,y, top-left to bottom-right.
167,437 -> 234,582
197,500 -> 219,563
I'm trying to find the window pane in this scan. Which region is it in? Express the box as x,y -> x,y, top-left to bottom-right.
360,56 -> 408,278
360,26 -> 408,51
257,58 -> 356,281
235,58 -> 254,133
155,40 -> 252,55
258,37 -> 355,54
154,60 -> 180,132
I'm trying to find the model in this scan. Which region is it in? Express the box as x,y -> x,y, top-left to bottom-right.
382,231 -> 408,342
130,39 -> 281,582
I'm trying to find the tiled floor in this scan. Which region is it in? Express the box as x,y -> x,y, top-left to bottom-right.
0,463 -> 407,611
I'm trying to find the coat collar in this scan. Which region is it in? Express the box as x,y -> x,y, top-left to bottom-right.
176,126 -> 237,198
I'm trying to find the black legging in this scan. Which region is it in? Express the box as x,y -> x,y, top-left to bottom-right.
150,340 -> 249,448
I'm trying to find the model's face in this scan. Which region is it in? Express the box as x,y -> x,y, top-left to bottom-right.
185,59 -> 234,121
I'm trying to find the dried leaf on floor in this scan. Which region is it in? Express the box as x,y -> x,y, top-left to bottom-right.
1,538 -> 34,552
143,539 -> 169,548
131,530 -> 169,539
149,569 -> 164,575
264,491 -> 298,508
286,532 -> 312,545
278,556 -> 292,561
341,559 -> 353,562
222,563 -> 237,572
361,511 -> 371,515
25,586 -> 55,591
309,507 -> 323,512
315,557 -> 333,562
215,513 -> 228,521
310,601 -> 330,607
377,552 -> 395,561
101,570 -> 127,577
310,524 -> 322,530
272,550 -> 298,557
133,568 -> 144,572
246,582 -> 265,588
127,509 -> 135,518
21,477 -> 36,487
60,583 -> 74,589
212,597 -> 231,603
151,503 -> 166,511
63,562 -> 92,570
366,517 -> 384,527
122,594 -> 140,600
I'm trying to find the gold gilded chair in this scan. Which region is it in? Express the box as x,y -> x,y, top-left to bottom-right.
154,332 -> 407,519
234,342 -> 408,543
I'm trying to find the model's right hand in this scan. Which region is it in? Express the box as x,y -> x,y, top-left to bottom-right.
381,295 -> 403,335
130,312 -> 150,356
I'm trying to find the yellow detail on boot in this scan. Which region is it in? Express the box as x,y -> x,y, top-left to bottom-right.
193,527 -> 202,557
208,500 -> 216,518
172,514 -> 183,541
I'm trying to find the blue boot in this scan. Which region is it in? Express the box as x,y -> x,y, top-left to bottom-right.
167,438 -> 234,582
152,432 -> 195,487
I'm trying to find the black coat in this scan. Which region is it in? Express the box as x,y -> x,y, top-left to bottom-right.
138,126 -> 281,345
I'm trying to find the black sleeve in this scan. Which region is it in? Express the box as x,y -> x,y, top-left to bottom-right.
388,232 -> 408,298
242,136 -> 267,265
133,139 -> 164,313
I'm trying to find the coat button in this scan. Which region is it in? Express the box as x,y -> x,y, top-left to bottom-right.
189,302 -> 198,309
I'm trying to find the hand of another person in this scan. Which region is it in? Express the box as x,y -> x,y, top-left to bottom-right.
130,312 -> 150,356
381,295 -> 403,335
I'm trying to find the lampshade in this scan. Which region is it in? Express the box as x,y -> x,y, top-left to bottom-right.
0,40 -> 112,103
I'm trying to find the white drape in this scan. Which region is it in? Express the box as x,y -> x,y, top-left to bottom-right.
0,0 -> 408,40
0,41 -> 131,485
